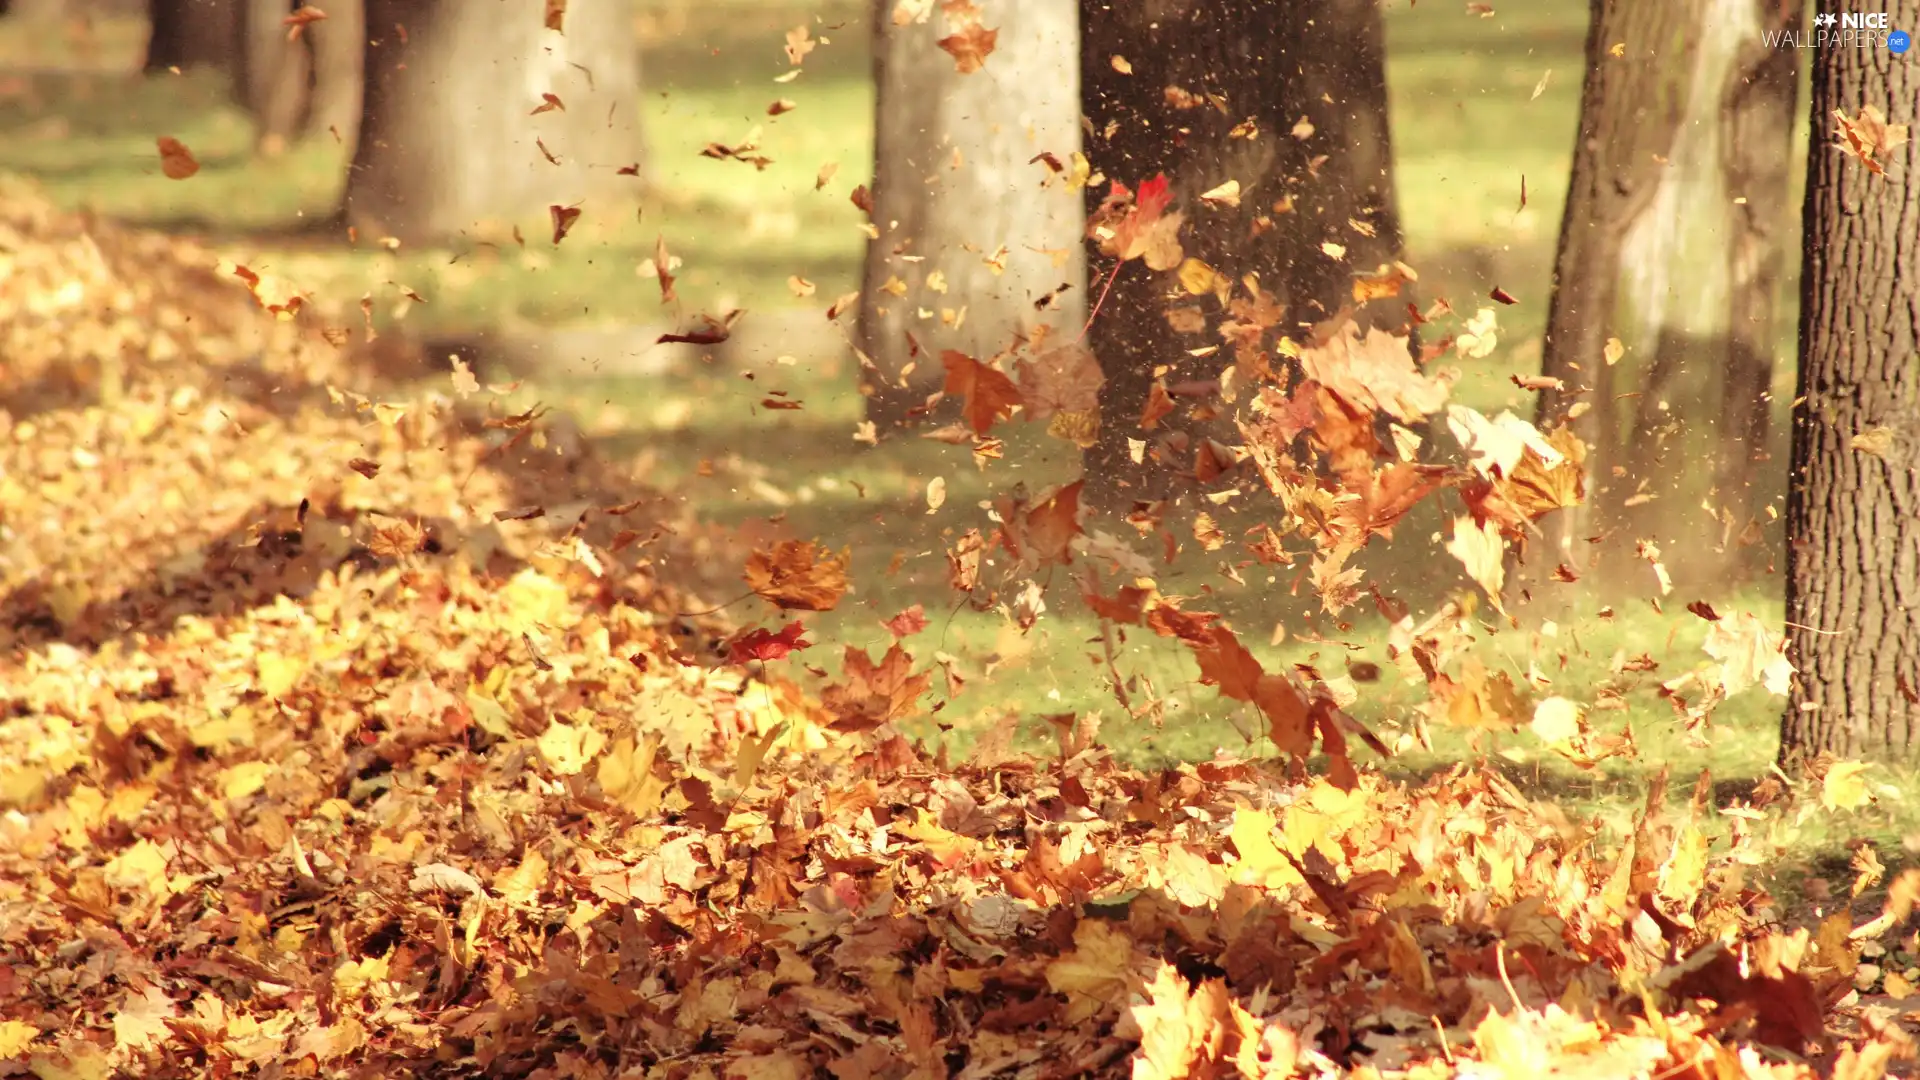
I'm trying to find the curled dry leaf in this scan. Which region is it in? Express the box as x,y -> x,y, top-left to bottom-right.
543,0 -> 566,31
937,22 -> 998,73
744,539 -> 850,611
283,6 -> 327,40
1834,105 -> 1909,176
783,25 -> 815,64
549,204 -> 581,245
1301,322 -> 1453,424
156,136 -> 199,180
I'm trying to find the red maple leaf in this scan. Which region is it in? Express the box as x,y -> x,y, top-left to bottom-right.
883,604 -> 929,638
726,620 -> 812,664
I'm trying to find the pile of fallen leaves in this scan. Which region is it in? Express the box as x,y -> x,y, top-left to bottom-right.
1,184 -> 1916,1080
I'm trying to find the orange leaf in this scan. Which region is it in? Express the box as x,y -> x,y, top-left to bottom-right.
996,479 -> 1084,569
156,136 -> 198,180
942,350 -> 1023,436
744,540 -> 850,611
937,22 -> 998,73
821,644 -> 932,730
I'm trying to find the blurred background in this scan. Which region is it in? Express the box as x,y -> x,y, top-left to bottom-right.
0,0 -> 1810,775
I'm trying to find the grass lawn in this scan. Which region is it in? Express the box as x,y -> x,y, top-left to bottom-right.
3,0 -> 1898,904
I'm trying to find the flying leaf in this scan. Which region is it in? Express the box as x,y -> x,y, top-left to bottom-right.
784,25 -> 815,64
744,540 -> 850,611
938,22 -> 998,73
1015,342 -> 1103,422
1301,322 -> 1453,423
1446,516 -> 1506,612
942,350 -> 1023,435
820,644 -> 932,730
1834,105 -> 1909,176
1702,611 -> 1794,696
156,136 -> 199,179
549,204 -> 581,244
726,620 -> 812,664
996,479 -> 1085,569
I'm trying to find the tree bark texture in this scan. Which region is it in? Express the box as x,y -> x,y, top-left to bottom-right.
1532,0 -> 1709,568
1779,18 -> 1920,763
344,0 -> 643,247
856,0 -> 1085,431
1079,0 -> 1408,509
143,0 -> 237,73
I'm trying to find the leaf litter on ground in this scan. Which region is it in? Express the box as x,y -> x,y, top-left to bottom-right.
0,182 -> 1916,1080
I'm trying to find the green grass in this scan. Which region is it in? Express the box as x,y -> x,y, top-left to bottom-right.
5,1 -> 1897,894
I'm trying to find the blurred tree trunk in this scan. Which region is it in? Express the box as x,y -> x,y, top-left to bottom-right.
1080,0 -> 1409,509
5,0 -> 68,20
855,0 -> 1084,432
1712,0 -> 1800,573
1532,0 -> 1710,572
236,0 -> 308,154
1778,19 -> 1920,765
302,0 -> 362,151
143,0 -> 237,73
344,0 -> 644,247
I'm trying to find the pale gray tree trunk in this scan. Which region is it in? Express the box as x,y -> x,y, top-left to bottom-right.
856,0 -> 1085,431
345,0 -> 644,247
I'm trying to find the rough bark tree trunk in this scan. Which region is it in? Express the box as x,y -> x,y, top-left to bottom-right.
1778,18 -> 1920,764
1532,0 -> 1710,572
344,0 -> 643,247
143,0 -> 237,73
856,0 -> 1084,432
1713,0 -> 1800,572
1079,0 -> 1408,510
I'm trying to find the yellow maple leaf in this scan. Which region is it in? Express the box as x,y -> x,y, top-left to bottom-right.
538,717 -> 606,776
1228,808 -> 1304,889
1823,760 -> 1874,812
1446,516 -> 1506,612
494,848 -> 549,907
1044,919 -> 1146,1024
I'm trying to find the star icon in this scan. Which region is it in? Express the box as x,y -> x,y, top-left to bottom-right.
1816,11 -> 1838,26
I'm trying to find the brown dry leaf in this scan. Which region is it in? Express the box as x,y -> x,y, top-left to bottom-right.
283,6 -> 327,40
156,136 -> 199,179
1198,179 -> 1241,208
1834,105 -> 1909,177
549,204 -> 581,244
942,350 -> 1023,436
820,644 -> 932,730
938,22 -> 998,73
1352,261 -> 1418,303
530,92 -> 564,115
652,235 -> 677,303
997,479 -> 1085,570
743,540 -> 850,611
1016,342 -> 1103,422
1140,381 -> 1176,430
1300,322 -> 1452,424
1192,512 -> 1225,552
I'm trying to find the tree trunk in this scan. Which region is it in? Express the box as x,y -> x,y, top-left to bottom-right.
1532,0 -> 1709,571
1079,0 -> 1409,509
1713,0 -> 1800,573
143,0 -> 237,73
856,0 -> 1084,431
1778,15 -> 1920,764
236,0 -> 309,154
302,0 -> 362,152
344,0 -> 643,247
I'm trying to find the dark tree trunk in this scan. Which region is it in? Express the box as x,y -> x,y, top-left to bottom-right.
344,0 -> 644,247
143,0 -> 237,73
1713,0 -> 1800,572
1779,16 -> 1920,764
1532,0 -> 1709,570
856,0 -> 1084,431
1079,0 -> 1409,509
